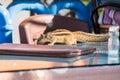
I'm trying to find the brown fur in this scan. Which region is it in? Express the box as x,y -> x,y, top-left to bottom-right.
37,29 -> 109,45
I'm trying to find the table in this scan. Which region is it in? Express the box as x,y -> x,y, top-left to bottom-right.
0,42 -> 119,80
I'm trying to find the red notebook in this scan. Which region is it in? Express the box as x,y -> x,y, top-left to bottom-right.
0,44 -> 96,58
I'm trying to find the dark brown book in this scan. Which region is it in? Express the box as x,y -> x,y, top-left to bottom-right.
0,44 -> 96,58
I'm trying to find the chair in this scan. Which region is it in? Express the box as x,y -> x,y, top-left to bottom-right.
48,0 -> 93,31
7,0 -> 49,20
19,14 -> 90,44
0,5 -> 12,43
91,2 -> 120,34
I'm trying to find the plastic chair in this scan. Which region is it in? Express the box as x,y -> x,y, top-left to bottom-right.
48,1 -> 89,23
19,14 -> 90,44
48,0 -> 102,32
0,5 -> 12,43
7,0 -> 50,20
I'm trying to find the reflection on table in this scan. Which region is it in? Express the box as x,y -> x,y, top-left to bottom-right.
0,41 -> 119,72
0,41 -> 119,80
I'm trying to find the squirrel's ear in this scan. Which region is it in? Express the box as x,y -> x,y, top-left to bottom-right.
41,34 -> 45,37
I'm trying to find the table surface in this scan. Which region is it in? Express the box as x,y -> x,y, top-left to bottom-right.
0,41 -> 119,72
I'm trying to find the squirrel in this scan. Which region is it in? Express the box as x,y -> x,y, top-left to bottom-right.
37,29 -> 109,45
